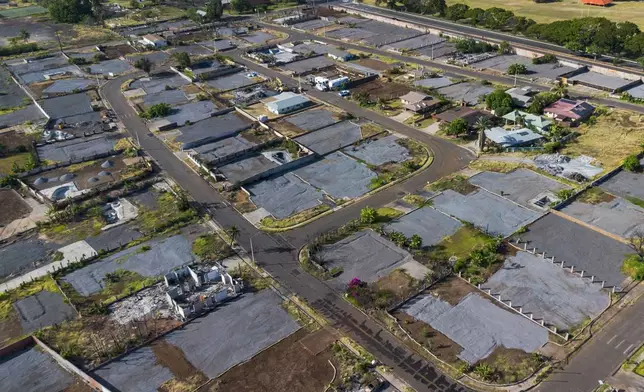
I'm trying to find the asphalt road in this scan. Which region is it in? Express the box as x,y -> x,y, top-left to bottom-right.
259,22 -> 644,115
338,3 -> 644,76
536,297 -> 644,392
101,74 -> 473,392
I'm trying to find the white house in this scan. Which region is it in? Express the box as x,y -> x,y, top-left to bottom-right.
263,92 -> 310,115
140,34 -> 167,48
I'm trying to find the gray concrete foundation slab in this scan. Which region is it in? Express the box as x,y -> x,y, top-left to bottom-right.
294,152 -> 376,199
486,251 -> 609,330
431,189 -> 540,237
247,172 -> 323,219
515,213 -> 630,287
36,133 -> 122,162
343,135 -> 410,166
600,164 -> 644,200
206,72 -> 256,91
403,292 -> 548,364
320,230 -> 413,291
284,108 -> 338,132
1,346 -> 75,392
386,207 -> 462,247
560,197 -> 644,239
13,290 -> 76,333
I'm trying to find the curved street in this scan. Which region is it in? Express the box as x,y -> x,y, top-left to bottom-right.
101,65 -> 474,391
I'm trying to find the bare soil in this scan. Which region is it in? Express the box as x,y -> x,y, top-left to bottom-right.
62,378 -> 96,392
269,118 -> 308,138
0,189 -> 32,226
204,329 -> 335,392
0,309 -> 23,347
103,44 -> 137,59
428,276 -> 476,306
393,310 -> 463,364
354,58 -> 394,72
0,129 -> 35,152
475,346 -> 541,384
350,79 -> 410,100
153,339 -> 209,392
374,269 -> 417,300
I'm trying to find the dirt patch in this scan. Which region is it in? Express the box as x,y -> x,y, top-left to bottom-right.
474,346 -> 542,384
354,58 -> 394,72
62,378 -> 96,392
350,79 -> 410,100
152,339 -> 209,392
578,187 -> 616,205
317,7 -> 345,17
374,269 -> 417,300
428,276 -> 476,306
103,44 -> 137,59
270,118 -> 308,138
0,129 -> 35,152
0,189 -> 32,226
224,189 -> 256,213
393,310 -> 463,364
299,328 -> 337,355
0,309 -> 23,346
204,329 -> 334,392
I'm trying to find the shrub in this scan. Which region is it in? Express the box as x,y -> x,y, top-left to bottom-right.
507,63 -> 528,75
0,43 -> 39,57
556,188 -> 576,200
532,54 -> 557,64
543,141 -> 561,153
622,254 -> 644,280
623,154 -> 641,172
142,103 -> 171,118
360,206 -> 377,224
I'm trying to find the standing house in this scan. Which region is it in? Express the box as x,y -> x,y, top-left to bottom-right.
263,92 -> 310,114
502,110 -> 552,132
505,86 -> 536,108
140,34 -> 167,48
400,91 -> 442,114
543,98 -> 595,126
484,127 -> 544,148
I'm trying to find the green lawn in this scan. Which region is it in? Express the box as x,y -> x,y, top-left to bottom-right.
0,5 -> 47,18
0,153 -> 29,176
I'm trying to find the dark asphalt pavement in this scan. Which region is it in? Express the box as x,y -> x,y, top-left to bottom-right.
101,73 -> 473,392
536,297 -> 644,392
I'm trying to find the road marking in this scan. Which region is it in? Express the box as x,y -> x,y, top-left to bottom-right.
607,335 -> 618,344
624,344 -> 635,355
615,339 -> 625,349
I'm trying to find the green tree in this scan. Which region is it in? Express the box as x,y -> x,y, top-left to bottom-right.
172,52 -> 191,69
623,154 -> 641,172
134,57 -> 153,74
485,89 -> 513,113
143,103 -> 171,118
507,63 -> 528,75
204,0 -> 223,22
231,0 -> 252,13
528,91 -> 558,115
47,0 -> 92,23
389,231 -> 408,248
473,116 -> 491,134
497,40 -> 511,55
444,118 -> 469,137
445,3 -> 468,21
474,363 -> 493,380
18,29 -> 30,42
360,207 -> 377,224
409,234 -> 422,249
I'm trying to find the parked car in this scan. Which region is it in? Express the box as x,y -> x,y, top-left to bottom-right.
339,90 -> 350,97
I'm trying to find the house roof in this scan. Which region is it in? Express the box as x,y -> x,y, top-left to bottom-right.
544,98 -> 595,121
404,98 -> 441,112
263,92 -> 310,111
484,127 -> 543,148
400,91 -> 429,104
502,110 -> 552,129
506,87 -> 534,107
434,107 -> 489,126
143,34 -> 164,42
582,0 -> 612,5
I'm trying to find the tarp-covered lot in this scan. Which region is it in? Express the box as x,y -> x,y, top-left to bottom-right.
1,345 -> 80,392
93,290 -> 299,392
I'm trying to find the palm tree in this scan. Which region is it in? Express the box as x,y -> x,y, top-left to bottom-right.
227,225 -> 240,248
474,116 -> 491,134
552,81 -> 568,98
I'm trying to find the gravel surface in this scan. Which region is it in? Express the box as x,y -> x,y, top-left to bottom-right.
176,112 -> 252,149
600,163 -> 644,200
295,152 -> 376,199
515,213 -> 630,287
62,234 -> 197,296
284,108 -> 338,132
413,77 -> 454,89
85,222 -> 144,252
403,292 -> 549,364
1,346 -> 75,392
382,34 -> 444,51
469,169 -> 571,210
194,135 -> 256,163
36,134 -> 121,162
432,189 -> 540,237
130,74 -> 189,94
343,135 -> 410,166
473,55 -> 575,81
218,154 -> 279,183
41,92 -> 94,120
295,121 -> 362,155
282,56 -> 335,75
437,82 -> 494,106
19,65 -> 84,85
163,101 -> 218,126
13,290 -> 76,333
206,72 -> 256,91
94,290 -> 299,392
43,79 -> 96,95
560,197 -> 644,238
321,230 -> 413,291
0,68 -> 28,109
242,31 -> 275,44
0,237 -> 57,281
247,172 -> 323,219
0,105 -> 45,128
386,207 -> 462,247
88,59 -> 133,75
485,251 -> 609,330
142,89 -> 188,108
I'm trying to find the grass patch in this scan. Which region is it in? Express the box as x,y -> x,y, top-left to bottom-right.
260,204 -> 331,229
403,194 -> 431,207
635,361 -> 644,377
192,233 -> 233,262
469,159 -> 524,173
577,187 -> 615,205
375,207 -> 403,222
425,226 -> 494,263
0,276 -> 59,319
331,342 -> 375,390
428,175 -> 477,195
281,298 -> 319,332
0,5 -> 46,18
0,152 -> 30,175
561,110 -> 644,170
360,123 -> 386,138
368,139 -> 430,190
627,196 -> 644,209
42,217 -> 104,242
622,254 -> 644,281
66,160 -> 98,173
137,191 -> 198,235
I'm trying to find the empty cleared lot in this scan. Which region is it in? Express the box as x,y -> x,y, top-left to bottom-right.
247,172 -> 323,219
386,207 -> 462,247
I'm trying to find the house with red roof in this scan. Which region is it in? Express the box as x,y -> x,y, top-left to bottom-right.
543,98 -> 595,126
581,0 -> 612,5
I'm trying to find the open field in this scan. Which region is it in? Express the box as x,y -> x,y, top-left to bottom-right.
0,5 -> 46,18
561,110 -> 644,170
446,0 -> 644,28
